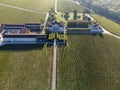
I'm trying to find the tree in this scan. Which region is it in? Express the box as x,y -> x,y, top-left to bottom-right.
61,12 -> 64,17
64,12 -> 70,21
77,15 -> 81,19
48,8 -> 56,21
88,17 -> 91,22
48,14 -> 56,21
49,8 -> 55,15
73,10 -> 78,20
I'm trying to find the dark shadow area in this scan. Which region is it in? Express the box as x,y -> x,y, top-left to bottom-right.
0,44 -> 45,51
67,33 -> 91,35
92,33 -> 104,38
99,33 -> 104,38
47,44 -> 54,47
67,33 -> 104,38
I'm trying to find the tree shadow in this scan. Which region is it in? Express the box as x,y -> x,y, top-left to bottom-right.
0,44 -> 45,51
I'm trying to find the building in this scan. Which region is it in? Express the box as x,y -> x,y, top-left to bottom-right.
89,23 -> 103,34
47,21 -> 65,33
0,23 -> 47,46
67,20 -> 103,34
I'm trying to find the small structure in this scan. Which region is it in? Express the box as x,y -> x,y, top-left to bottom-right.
89,23 -> 103,34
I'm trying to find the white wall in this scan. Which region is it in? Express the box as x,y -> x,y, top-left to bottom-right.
58,27 -> 64,32
0,34 -> 3,41
91,29 -> 103,34
4,38 -> 36,42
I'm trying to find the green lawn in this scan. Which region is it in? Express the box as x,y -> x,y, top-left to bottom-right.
91,15 -> 120,36
0,45 -> 52,90
0,0 -> 54,24
57,35 -> 120,90
0,0 -> 54,12
57,0 -> 86,13
0,5 -> 46,24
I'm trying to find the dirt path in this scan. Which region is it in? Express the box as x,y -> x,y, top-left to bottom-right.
0,3 -> 47,14
51,39 -> 57,90
51,1 -> 58,90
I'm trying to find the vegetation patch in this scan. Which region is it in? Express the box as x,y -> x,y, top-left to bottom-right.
0,6 -> 46,24
57,35 -> 120,90
0,0 -> 54,12
0,45 -> 52,90
48,33 -> 55,41
57,0 -> 86,12
56,33 -> 67,41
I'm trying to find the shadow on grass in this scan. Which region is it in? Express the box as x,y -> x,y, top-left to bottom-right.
0,44 -> 45,51
68,33 -> 104,38
91,33 -> 104,38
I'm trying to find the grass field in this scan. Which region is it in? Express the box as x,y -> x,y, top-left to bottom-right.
91,15 -> 120,36
57,0 -> 86,13
0,0 -> 54,12
0,45 -> 52,90
57,35 -> 120,90
0,6 -> 46,24
0,0 -> 54,24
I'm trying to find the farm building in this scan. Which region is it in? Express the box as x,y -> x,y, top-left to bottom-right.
0,23 -> 47,46
67,20 -> 103,34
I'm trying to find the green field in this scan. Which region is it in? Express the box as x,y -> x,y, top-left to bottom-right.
0,45 -> 52,90
0,6 -> 46,24
0,0 -> 54,12
91,15 -> 120,36
0,0 -> 54,24
57,35 -> 120,90
57,0 -> 86,12
0,0 -> 120,90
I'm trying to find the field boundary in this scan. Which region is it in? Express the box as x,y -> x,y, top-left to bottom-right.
0,3 -> 47,13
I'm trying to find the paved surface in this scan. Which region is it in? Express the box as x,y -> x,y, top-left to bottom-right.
41,12 -> 49,34
51,39 -> 57,90
54,0 -> 58,13
102,28 -> 120,39
51,1 -> 58,90
86,14 -> 120,39
0,3 -> 47,13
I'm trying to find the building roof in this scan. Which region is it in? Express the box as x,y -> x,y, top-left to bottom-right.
3,34 -> 47,38
68,20 -> 89,23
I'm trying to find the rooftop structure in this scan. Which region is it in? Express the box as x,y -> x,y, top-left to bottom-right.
0,23 -> 47,46
67,20 -> 103,34
47,21 -> 65,33
67,20 -> 89,28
